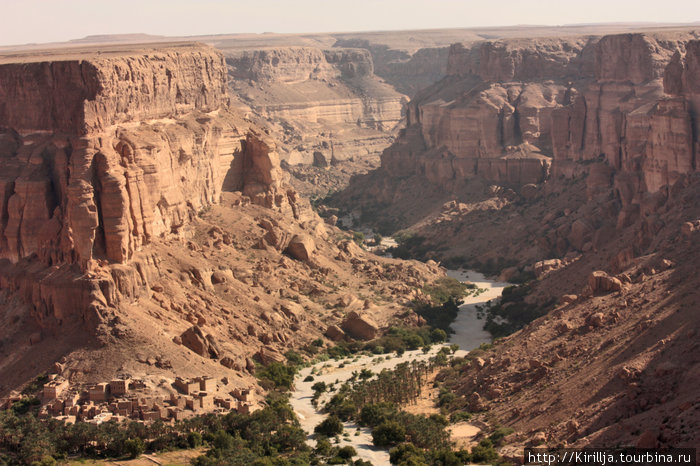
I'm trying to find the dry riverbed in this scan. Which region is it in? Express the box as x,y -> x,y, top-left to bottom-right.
290,269 -> 509,465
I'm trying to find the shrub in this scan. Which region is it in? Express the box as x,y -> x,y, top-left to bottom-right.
187,431 -> 203,448
337,445 -> 357,459
314,416 -> 344,437
257,362 -> 296,390
123,438 -> 145,459
285,350 -> 304,366
430,328 -> 447,343
390,443 -> 425,464
470,439 -> 499,463
311,381 -> 327,393
372,421 -> 406,447
359,403 -> 396,427
352,231 -> 365,246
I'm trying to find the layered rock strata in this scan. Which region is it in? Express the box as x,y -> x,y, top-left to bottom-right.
225,46 -> 406,164
0,44 -> 240,332
379,32 -> 699,195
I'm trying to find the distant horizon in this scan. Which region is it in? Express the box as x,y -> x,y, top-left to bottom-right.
2,0 -> 700,47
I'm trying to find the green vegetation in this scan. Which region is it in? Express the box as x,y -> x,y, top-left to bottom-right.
0,393 -> 315,465
422,277 -> 469,304
256,362 -> 297,390
480,284 -> 555,337
314,415 -> 344,437
386,232 -> 429,260
352,231 -> 365,246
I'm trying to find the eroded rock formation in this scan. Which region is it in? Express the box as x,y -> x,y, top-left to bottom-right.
377,32 -> 699,194
225,46 -> 406,165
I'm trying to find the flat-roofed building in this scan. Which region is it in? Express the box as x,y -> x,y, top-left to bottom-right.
43,379 -> 68,400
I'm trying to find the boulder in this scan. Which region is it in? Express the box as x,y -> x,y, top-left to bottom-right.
560,294 -> 578,305
341,310 -> 379,340
211,270 -> 229,284
588,271 -> 623,294
325,325 -> 346,341
245,357 -> 256,374
220,356 -> 240,370
586,312 -> 606,328
534,259 -> 562,278
205,334 -> 222,359
180,326 -> 220,359
556,321 -> 573,334
285,234 -> 315,262
256,347 -> 286,365
180,326 -> 209,357
312,151 -> 328,168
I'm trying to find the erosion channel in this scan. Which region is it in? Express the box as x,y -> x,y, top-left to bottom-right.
290,257 -> 511,465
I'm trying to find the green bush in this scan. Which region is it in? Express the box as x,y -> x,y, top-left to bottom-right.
187,431 -> 203,448
372,420 -> 406,447
352,231 -> 365,246
314,416 -> 344,437
337,445 -> 357,459
123,438 -> 145,459
359,402 -> 396,428
256,362 -> 296,390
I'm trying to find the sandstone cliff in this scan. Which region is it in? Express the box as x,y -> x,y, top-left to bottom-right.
225,46 -> 406,166
0,44 -> 441,399
339,31 -> 699,224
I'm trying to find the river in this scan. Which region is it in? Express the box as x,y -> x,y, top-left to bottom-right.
289,266 -> 510,465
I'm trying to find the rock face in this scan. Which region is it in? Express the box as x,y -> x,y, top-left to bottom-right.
225,46 -> 405,164
0,45 -> 227,135
0,44 -> 243,333
588,271 -> 623,294
373,32 -> 699,195
181,325 -> 220,358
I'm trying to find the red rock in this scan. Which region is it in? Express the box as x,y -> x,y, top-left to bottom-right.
588,271 -> 623,294
341,310 -> 379,340
285,234 -> 315,263
560,294 -> 578,305
586,312 -> 606,328
324,325 -> 346,342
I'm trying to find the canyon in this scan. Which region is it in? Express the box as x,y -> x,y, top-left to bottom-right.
0,21 -> 698,462
332,29 -> 700,451
0,43 -> 443,415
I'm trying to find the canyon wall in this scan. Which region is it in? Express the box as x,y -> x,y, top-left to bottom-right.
381,32 -> 699,195
224,46 -> 405,164
0,44 -> 247,332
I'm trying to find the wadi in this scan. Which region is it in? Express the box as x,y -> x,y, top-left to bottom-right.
0,10 -> 697,466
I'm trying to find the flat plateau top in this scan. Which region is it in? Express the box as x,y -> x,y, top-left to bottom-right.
0,41 -> 209,65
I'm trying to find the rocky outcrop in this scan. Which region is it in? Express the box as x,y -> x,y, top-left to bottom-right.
285,234 -> 315,263
588,271 -> 623,294
364,31 -> 699,198
180,325 -> 220,358
0,44 -> 247,333
225,46 -> 405,164
0,45 -> 226,135
341,310 -> 379,340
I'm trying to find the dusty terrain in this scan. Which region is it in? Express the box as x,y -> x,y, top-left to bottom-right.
0,43 -> 443,410
0,22 -> 698,456
332,28 -> 700,450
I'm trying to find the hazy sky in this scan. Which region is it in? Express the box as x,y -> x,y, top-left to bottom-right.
2,0 -> 700,46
